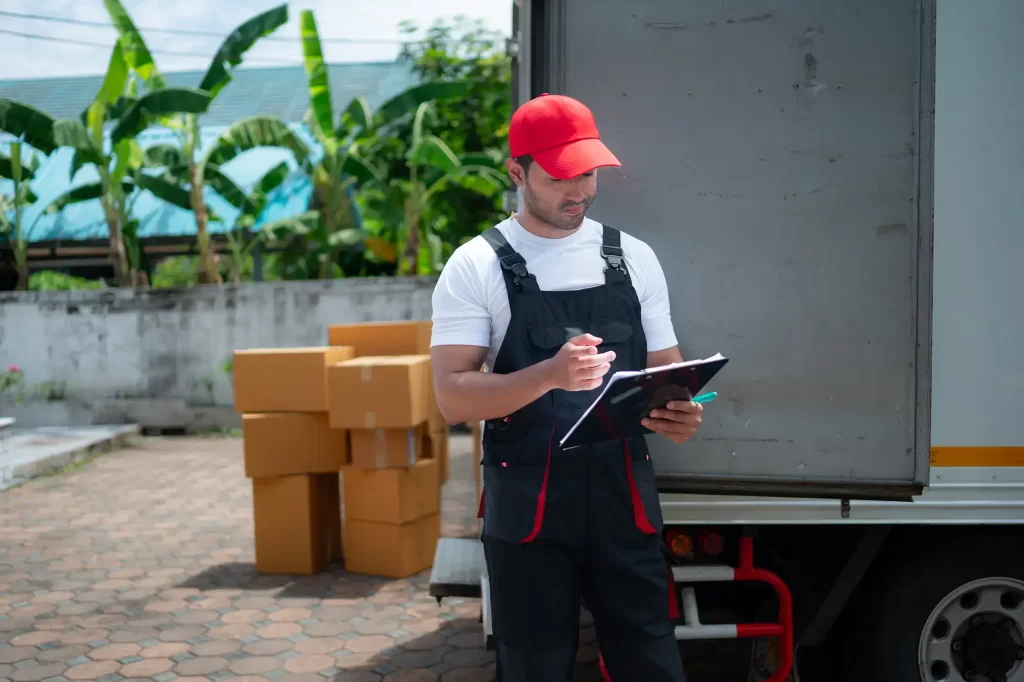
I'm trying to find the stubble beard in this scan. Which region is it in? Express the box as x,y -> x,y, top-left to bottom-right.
522,182 -> 592,233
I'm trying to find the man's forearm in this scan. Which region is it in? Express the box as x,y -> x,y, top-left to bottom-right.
437,360 -> 555,424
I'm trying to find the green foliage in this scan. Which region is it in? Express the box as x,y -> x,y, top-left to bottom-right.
28,271 -> 105,291
388,16 -> 512,248
1,10 -> 514,290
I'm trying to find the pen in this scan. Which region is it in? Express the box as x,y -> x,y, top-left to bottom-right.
692,392 -> 717,404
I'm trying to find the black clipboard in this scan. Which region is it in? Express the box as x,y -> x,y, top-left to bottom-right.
559,353 -> 729,450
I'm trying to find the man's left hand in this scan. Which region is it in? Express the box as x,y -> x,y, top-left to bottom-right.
642,401 -> 703,444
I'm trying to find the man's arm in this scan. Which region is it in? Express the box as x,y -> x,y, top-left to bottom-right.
647,346 -> 684,369
432,335 -> 615,424
431,345 -> 555,424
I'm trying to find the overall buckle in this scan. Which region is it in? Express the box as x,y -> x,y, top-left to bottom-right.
601,245 -> 624,271
499,253 -> 535,287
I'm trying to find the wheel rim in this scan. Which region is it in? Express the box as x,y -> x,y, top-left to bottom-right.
919,577 -> 1024,682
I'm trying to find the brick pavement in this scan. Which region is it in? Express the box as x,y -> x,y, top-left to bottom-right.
0,432 -> 606,682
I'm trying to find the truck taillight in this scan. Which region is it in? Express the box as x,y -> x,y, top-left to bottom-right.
701,531 -> 725,555
665,528 -> 694,558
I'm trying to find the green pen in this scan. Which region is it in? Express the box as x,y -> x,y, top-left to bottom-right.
692,391 -> 718,404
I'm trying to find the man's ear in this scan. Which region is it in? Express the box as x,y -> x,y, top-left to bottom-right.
505,158 -> 527,187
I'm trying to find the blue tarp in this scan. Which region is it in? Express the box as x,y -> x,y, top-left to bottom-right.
0,123 -> 327,244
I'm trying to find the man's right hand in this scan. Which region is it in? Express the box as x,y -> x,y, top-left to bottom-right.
546,333 -> 615,392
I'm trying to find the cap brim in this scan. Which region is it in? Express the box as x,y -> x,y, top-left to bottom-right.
531,138 -> 621,180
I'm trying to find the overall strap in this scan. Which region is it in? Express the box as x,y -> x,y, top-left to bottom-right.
481,226 -> 540,293
601,224 -> 629,284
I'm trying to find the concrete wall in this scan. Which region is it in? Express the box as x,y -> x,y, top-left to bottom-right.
0,277 -> 437,429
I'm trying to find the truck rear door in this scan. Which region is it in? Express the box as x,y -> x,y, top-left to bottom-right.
525,0 -> 934,501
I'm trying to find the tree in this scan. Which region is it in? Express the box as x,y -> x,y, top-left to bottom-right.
364,16 -> 512,256
40,38 -> 211,287
0,140 -> 44,291
102,0 -> 289,285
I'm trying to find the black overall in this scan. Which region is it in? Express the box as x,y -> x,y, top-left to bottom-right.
478,224 -> 686,682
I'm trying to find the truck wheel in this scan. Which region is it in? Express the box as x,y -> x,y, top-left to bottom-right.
852,535 -> 1024,682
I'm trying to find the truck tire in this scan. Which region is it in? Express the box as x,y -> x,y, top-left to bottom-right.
848,531 -> 1024,682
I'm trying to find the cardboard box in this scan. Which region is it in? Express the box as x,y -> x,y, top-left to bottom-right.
242,413 -> 349,478
342,457 -> 439,525
324,473 -> 343,562
327,320 -> 432,357
343,512 -> 440,579
423,428 -> 450,484
350,425 -> 427,469
425,362 -> 446,432
252,474 -> 334,575
327,355 -> 431,429
233,346 -> 355,413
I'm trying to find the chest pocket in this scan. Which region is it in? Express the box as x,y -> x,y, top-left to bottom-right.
526,318 -> 636,420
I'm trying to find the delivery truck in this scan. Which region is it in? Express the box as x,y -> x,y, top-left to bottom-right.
431,1 -> 1024,680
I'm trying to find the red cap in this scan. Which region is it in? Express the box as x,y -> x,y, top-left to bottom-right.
509,93 -> 621,180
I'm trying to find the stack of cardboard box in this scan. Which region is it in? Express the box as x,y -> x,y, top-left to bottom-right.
326,321 -> 447,579
232,320 -> 449,580
233,346 -> 353,575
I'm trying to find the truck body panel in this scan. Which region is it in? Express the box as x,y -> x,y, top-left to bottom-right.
525,0 -> 934,500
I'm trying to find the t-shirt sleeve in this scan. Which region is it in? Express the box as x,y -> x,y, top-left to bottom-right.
634,242 -> 679,352
430,245 -> 492,348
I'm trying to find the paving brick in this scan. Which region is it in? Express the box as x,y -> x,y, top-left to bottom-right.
119,658 -> 174,677
7,662 -> 68,682
0,435 -> 617,682
62,660 -> 119,681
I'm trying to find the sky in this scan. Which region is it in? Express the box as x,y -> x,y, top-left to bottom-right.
0,0 -> 514,80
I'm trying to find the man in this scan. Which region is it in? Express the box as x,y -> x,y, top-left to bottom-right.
430,93 -> 703,681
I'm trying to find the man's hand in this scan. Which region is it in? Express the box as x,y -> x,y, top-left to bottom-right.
642,400 -> 703,444
546,333 -> 615,392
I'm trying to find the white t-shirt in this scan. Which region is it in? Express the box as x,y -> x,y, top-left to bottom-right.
430,215 -> 678,371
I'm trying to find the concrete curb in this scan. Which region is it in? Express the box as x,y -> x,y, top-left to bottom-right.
1,425 -> 141,490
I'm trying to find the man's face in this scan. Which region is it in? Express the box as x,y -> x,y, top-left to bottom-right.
508,159 -> 597,232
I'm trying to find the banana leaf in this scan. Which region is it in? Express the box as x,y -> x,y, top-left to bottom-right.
423,165 -> 508,204
111,138 -> 144,183
135,174 -> 193,212
259,210 -> 321,243
103,0 -> 166,89
52,120 -> 104,166
203,165 -> 257,214
0,100 -> 56,154
95,42 -> 129,107
339,154 -> 384,184
206,115 -> 311,167
258,161 -> 291,196
300,9 -> 334,142
143,144 -> 188,171
111,88 -> 212,143
409,135 -> 461,174
375,81 -> 471,125
338,96 -> 373,137
198,4 -> 288,99
0,153 -> 39,181
44,180 -> 132,213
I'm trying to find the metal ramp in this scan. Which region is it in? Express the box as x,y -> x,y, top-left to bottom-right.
429,537 -> 486,601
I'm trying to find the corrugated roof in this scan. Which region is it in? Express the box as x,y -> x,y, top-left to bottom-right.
1,62 -> 417,244
0,61 -> 419,126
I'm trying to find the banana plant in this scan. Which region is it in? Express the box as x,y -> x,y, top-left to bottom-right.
41,39 -> 211,287
395,104 -> 509,275
300,9 -> 506,276
218,161 -> 292,283
103,0 -> 289,285
142,115 -> 311,281
0,143 -> 43,290
0,100 -> 57,290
